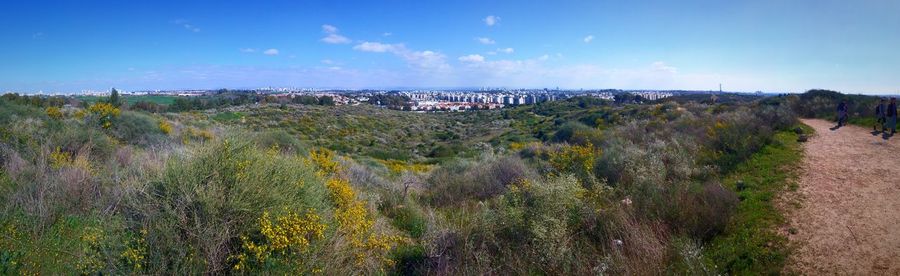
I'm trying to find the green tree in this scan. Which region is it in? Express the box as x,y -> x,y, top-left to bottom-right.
108,88 -> 123,107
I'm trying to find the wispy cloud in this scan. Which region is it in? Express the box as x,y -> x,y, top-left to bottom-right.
382,32 -> 393,37
651,61 -> 677,73
353,41 -> 449,71
476,37 -> 496,45
583,35 -> 594,43
263,49 -> 279,56
321,24 -> 351,44
497,47 -> 514,54
171,19 -> 200,32
322,24 -> 338,33
322,34 -> 350,44
483,15 -> 500,26
458,54 -> 485,63
239,48 -> 256,53
353,42 -> 399,53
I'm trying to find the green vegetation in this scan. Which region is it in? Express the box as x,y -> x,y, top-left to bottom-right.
0,90 -> 817,274
790,89 -> 893,129
75,94 -> 178,105
708,124 -> 810,274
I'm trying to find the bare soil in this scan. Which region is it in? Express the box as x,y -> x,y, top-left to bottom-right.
786,119 -> 900,275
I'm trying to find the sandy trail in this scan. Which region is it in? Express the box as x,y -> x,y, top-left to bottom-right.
786,119 -> 900,275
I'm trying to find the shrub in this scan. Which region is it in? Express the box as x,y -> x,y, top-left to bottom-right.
426,155 -> 536,206
254,130 -> 306,154
552,122 -> 603,145
674,182 -> 739,241
110,112 -> 165,145
45,107 -> 64,120
87,102 -> 120,129
308,148 -> 404,272
158,120 -> 172,135
131,138 -> 328,274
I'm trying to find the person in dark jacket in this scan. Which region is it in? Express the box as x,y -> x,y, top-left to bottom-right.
887,98 -> 897,135
836,100 -> 849,127
875,98 -> 887,132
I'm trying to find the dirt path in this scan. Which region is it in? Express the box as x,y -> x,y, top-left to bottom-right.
786,119 -> 900,275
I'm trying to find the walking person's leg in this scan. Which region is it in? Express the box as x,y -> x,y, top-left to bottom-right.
891,116 -> 897,135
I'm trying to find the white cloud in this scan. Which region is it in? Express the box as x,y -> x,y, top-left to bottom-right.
353,42 -> 449,71
321,59 -> 334,64
476,37 -> 496,45
651,61 -> 678,73
321,24 -> 351,44
239,48 -> 256,53
382,32 -> 393,37
322,34 -> 351,44
538,54 -> 550,61
353,41 -> 400,53
583,35 -> 594,43
322,24 -> 339,33
498,47 -> 514,54
483,15 -> 500,26
458,54 -> 485,63
263,49 -> 279,55
401,50 -> 449,71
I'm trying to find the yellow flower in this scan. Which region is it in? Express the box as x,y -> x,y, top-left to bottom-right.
87,102 -> 120,129
46,106 -> 64,119
158,120 -> 172,135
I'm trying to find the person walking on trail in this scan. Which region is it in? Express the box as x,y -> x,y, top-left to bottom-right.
836,100 -> 849,127
875,98 -> 887,132
887,98 -> 898,135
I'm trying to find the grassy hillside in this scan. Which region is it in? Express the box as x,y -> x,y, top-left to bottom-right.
0,92 -> 804,274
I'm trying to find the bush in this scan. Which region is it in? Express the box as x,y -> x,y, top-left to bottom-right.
552,122 -> 603,145
45,107 -> 63,120
110,111 -> 165,145
129,138 -> 329,273
426,155 -> 535,206
87,102 -> 120,129
254,130 -> 306,154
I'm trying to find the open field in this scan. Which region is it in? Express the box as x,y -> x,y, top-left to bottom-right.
75,94 -> 179,105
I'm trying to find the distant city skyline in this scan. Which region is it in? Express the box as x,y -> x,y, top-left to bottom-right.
1,0 -> 898,94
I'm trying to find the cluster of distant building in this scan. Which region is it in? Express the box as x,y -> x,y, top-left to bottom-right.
14,86 -> 684,112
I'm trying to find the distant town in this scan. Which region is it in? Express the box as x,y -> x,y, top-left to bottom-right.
6,87 -> 780,112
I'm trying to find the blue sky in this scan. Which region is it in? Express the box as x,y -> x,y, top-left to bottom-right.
1,0 -> 898,94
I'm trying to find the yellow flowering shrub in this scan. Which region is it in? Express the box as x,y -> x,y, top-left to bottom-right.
308,148 -> 404,269
307,148 -> 340,177
380,160 -> 430,175
121,229 -> 147,271
549,143 -> 599,177
76,226 -> 105,274
49,147 -> 72,169
46,106 -> 64,120
326,177 -> 403,266
158,120 -> 172,135
87,102 -> 120,129
181,127 -> 214,143
49,147 -> 93,173
232,210 -> 326,271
